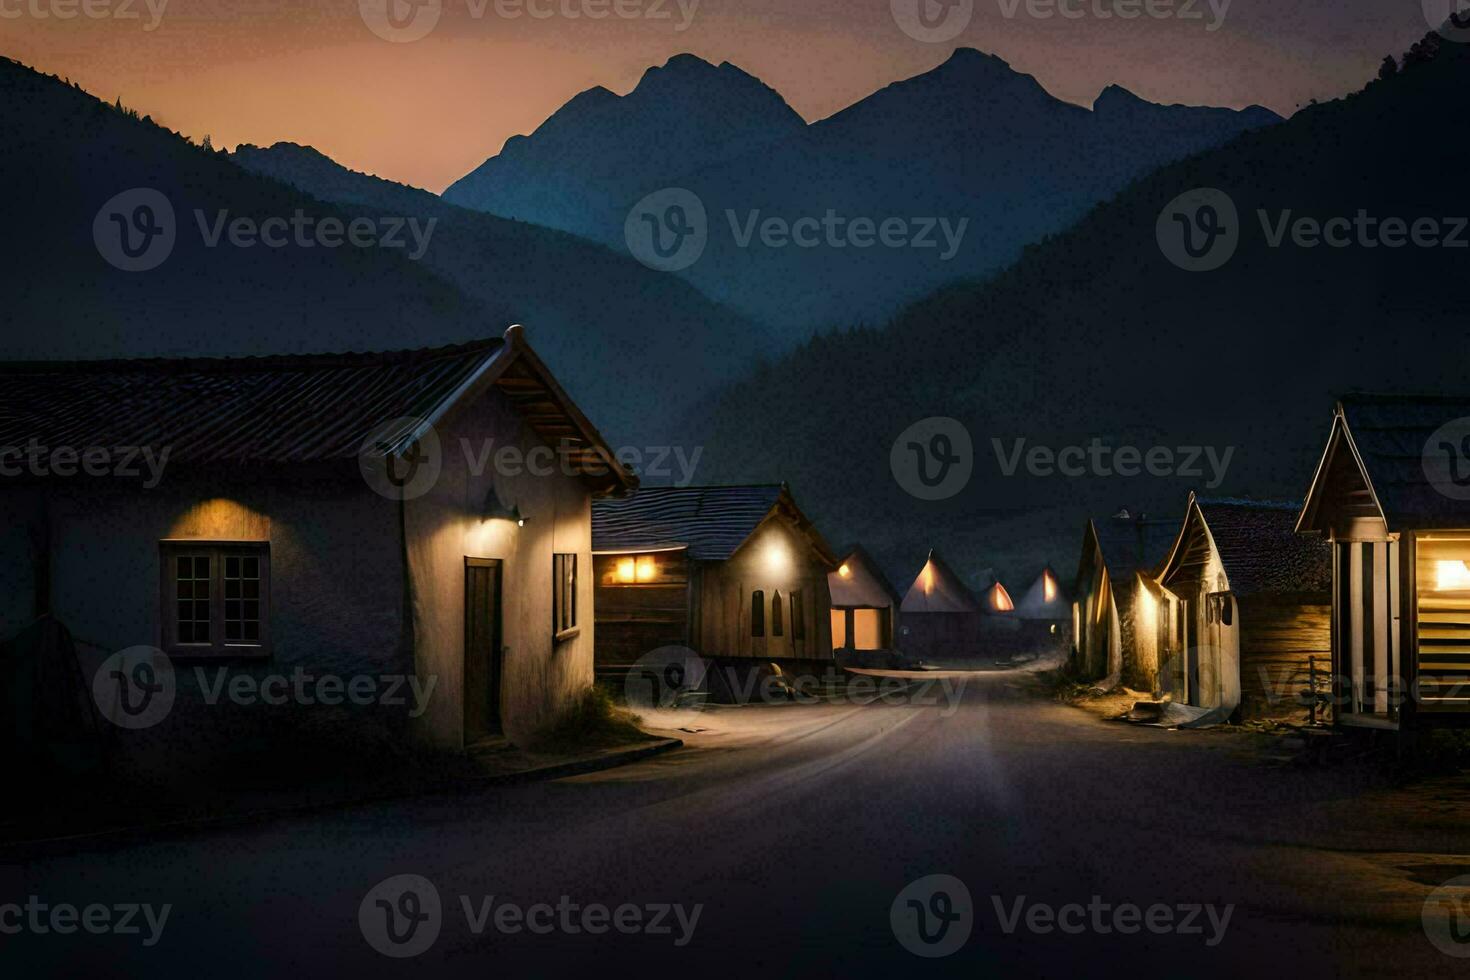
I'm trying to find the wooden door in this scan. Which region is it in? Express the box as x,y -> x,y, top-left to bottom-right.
464,558 -> 503,739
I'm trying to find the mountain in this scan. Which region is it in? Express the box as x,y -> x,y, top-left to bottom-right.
0,57 -> 482,360
230,141 -> 773,442
684,32 -> 1470,588
443,54 -> 808,244
0,56 -> 769,445
444,50 -> 1280,333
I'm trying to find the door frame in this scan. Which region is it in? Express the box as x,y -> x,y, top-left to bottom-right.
464,557 -> 504,739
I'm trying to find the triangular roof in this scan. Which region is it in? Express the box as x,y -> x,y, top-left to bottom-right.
901,549 -> 982,613
1075,512 -> 1178,593
982,580 -> 1015,613
1015,566 -> 1068,619
1298,395 -> 1470,535
0,324 -> 636,496
829,545 -> 901,608
1160,493 -> 1330,598
592,484 -> 837,564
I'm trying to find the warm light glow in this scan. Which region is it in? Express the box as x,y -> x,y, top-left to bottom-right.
922,563 -> 935,595
615,557 -> 636,583
766,541 -> 790,575
838,563 -> 851,578
1435,560 -> 1470,591
635,555 -> 657,583
1043,571 -> 1057,602
991,583 -> 1014,612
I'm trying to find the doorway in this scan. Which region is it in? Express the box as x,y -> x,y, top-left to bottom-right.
464,558 -> 503,740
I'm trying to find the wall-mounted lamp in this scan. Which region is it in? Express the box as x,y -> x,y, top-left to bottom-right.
483,487 -> 527,527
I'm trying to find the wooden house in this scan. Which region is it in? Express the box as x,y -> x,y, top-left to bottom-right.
1153,495 -> 1330,720
590,484 -> 839,669
0,325 -> 637,754
1296,395 -> 1470,730
828,545 -> 901,660
898,550 -> 984,660
1072,510 -> 1178,685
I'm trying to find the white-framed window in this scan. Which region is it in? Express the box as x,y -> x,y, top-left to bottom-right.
160,542 -> 270,657
553,553 -> 579,641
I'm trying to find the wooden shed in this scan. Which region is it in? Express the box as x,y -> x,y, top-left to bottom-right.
1296,395 -> 1470,731
591,484 -> 839,670
1071,511 -> 1177,686
1154,496 -> 1331,720
828,545 -> 901,660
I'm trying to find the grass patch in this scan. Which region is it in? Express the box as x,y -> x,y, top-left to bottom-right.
530,687 -> 650,753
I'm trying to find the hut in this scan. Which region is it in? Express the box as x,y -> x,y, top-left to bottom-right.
0,325 -> 638,753
828,545 -> 902,664
898,550 -> 984,661
590,484 -> 838,673
1071,510 -> 1178,685
1015,565 -> 1071,659
1153,495 -> 1331,720
1296,395 -> 1470,731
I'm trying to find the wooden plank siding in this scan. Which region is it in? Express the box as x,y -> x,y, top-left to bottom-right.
592,551 -> 691,665
1237,598 -> 1331,719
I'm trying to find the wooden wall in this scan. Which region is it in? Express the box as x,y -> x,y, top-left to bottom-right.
698,519 -> 834,660
592,551 -> 691,666
1238,598 -> 1331,719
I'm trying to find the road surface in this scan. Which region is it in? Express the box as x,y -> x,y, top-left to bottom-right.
4,668 -> 1468,977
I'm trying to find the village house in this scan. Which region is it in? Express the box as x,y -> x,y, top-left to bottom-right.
828,545 -> 902,664
1071,510 -> 1178,685
1152,495 -> 1331,720
590,484 -> 839,676
1296,395 -> 1470,731
0,325 -> 636,753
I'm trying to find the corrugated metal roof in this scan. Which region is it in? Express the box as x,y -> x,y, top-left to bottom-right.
1197,498 -> 1331,598
592,485 -> 786,560
1339,393 -> 1470,530
0,340 -> 505,463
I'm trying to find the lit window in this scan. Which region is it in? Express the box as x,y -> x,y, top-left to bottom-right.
614,553 -> 660,583
853,609 -> 882,649
830,609 -> 847,650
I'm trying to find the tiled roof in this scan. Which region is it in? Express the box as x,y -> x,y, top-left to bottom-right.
0,340 -> 506,463
1197,498 -> 1331,598
1339,393 -> 1470,530
592,485 -> 788,561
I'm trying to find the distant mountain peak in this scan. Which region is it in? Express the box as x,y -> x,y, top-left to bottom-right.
632,53 -> 769,97
1093,83 -> 1148,110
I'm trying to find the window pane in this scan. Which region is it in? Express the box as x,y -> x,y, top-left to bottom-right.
222,550 -> 262,646
854,609 -> 882,650
830,609 -> 847,650
771,591 -> 784,637
751,591 -> 765,637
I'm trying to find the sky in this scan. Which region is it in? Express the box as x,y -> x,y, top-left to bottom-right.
0,0 -> 1441,192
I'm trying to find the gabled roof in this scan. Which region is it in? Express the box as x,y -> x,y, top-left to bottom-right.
1161,493 -> 1330,598
592,484 -> 836,564
0,325 -> 637,495
830,545 -> 901,608
1086,513 -> 1178,580
1015,566 -> 1068,620
901,550 -> 982,613
1298,395 -> 1470,533
982,580 -> 1015,613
